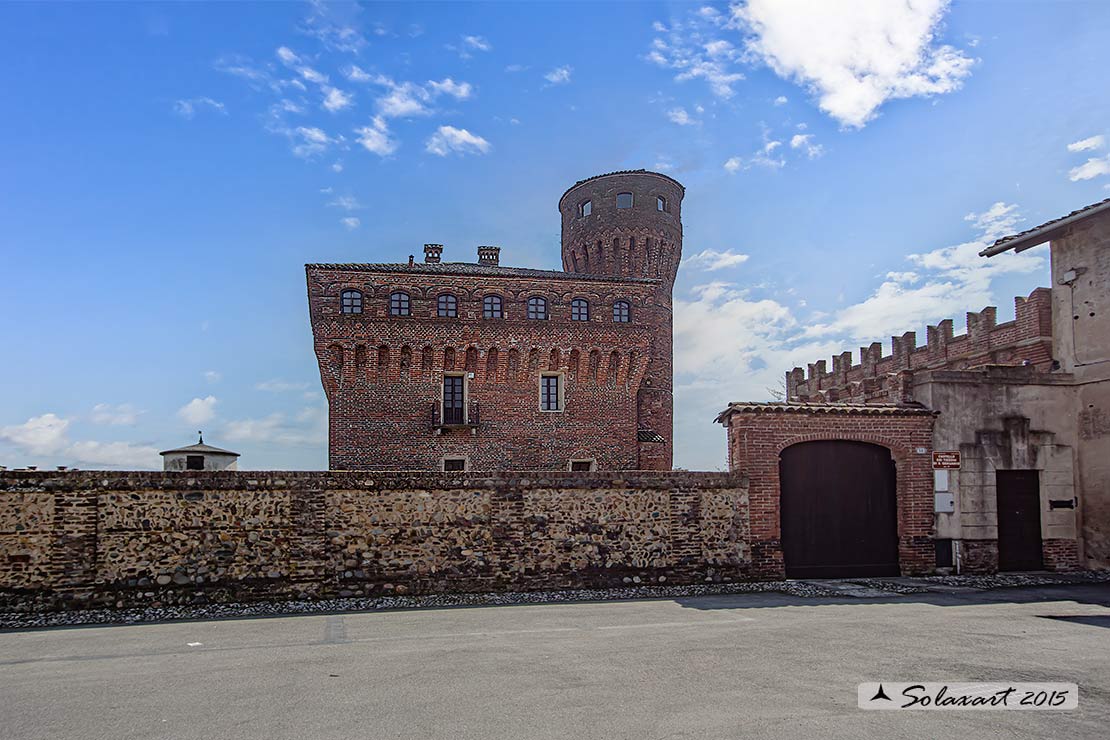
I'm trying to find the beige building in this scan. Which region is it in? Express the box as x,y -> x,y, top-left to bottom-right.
159,434 -> 240,472
784,198 -> 1110,574
982,198 -> 1110,570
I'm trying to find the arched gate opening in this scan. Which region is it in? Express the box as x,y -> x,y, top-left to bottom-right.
779,440 -> 899,578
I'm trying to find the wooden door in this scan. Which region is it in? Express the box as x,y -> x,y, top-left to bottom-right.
779,441 -> 899,578
996,470 -> 1043,571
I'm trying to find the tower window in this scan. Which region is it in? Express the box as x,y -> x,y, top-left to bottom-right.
613,300 -> 631,323
442,457 -> 467,472
657,196 -> 667,212
437,293 -> 458,318
569,459 -> 596,472
540,374 -> 563,411
389,291 -> 410,316
186,455 -> 204,471
527,296 -> 548,320
579,200 -> 592,217
483,295 -> 503,319
616,192 -> 633,209
571,298 -> 589,321
341,289 -> 363,314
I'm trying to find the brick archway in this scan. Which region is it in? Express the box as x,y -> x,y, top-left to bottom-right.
716,403 -> 937,579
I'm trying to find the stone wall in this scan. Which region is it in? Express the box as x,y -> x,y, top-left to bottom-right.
0,470 -> 748,612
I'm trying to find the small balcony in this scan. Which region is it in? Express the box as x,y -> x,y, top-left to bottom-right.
431,400 -> 480,434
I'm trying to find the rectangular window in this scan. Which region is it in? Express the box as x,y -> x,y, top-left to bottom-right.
540,374 -> 562,412
443,375 -> 465,424
569,460 -> 595,472
483,295 -> 503,318
390,292 -> 410,316
443,458 -> 467,472
186,455 -> 204,471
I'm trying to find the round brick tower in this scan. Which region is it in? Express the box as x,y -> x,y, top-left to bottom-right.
558,170 -> 684,469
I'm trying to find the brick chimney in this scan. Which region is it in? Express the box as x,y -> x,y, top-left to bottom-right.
423,244 -> 443,264
477,246 -> 501,266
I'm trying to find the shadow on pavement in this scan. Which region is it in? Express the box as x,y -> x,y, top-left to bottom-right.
673,582 -> 1110,612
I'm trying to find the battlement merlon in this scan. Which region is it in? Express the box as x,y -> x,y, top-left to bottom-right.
786,288 -> 1054,402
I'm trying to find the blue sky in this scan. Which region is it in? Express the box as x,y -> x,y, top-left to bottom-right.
2,0 -> 1109,471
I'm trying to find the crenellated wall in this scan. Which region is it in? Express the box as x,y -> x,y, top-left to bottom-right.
787,288 -> 1054,403
0,470 -> 749,613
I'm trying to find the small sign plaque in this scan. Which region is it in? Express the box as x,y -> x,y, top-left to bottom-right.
933,451 -> 961,469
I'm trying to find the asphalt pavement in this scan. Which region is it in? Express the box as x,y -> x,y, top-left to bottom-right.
2,583 -> 1108,739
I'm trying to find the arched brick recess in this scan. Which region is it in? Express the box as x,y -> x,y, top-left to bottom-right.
716,404 -> 937,578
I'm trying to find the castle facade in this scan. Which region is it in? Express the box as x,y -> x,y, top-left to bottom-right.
306,170 -> 683,471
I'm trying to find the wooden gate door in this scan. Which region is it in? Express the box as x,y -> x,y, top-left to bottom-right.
996,470 -> 1043,571
779,441 -> 899,578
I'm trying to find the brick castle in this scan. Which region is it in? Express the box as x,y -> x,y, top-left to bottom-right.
306,170 -> 683,471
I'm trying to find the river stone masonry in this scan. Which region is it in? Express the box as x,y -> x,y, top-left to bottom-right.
0,470 -> 749,612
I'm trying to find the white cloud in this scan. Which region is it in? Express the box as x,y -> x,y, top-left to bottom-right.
224,408 -> 326,447
685,249 -> 751,271
790,133 -> 824,158
204,370 -> 222,383
773,95 -> 788,105
276,46 -> 300,65
0,413 -> 160,469
366,75 -> 474,119
425,125 -> 491,156
299,0 -> 368,53
673,282 -> 802,392
173,97 -> 225,119
0,414 -> 70,456
90,403 -> 142,426
427,78 -> 473,100
667,107 -> 697,125
276,45 -> 330,88
463,35 -> 492,52
731,0 -> 975,128
1069,156 -> 1110,182
886,271 -> 920,284
723,156 -> 742,173
647,14 -> 745,98
1067,135 -> 1106,153
751,139 -> 785,169
802,202 -> 1044,340
282,125 -> 341,159
177,396 -> 218,426
447,34 -> 493,58
341,217 -> 360,230
544,66 -> 573,85
328,194 -> 361,211
354,116 -> 398,156
322,86 -> 353,113
67,441 -> 160,469
346,65 -> 373,82
505,64 -> 528,73
274,99 -> 305,115
331,161 -> 343,172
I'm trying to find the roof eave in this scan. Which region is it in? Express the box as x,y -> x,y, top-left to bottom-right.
980,199 -> 1110,257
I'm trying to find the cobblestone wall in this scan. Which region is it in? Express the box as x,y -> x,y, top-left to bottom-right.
0,470 -> 748,612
